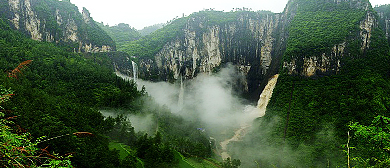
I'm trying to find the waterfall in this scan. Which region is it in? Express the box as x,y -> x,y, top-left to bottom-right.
131,61 -> 138,82
256,74 -> 279,117
219,74 -> 279,160
178,76 -> 184,109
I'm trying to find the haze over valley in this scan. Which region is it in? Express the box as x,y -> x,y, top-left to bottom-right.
1,0 -> 390,167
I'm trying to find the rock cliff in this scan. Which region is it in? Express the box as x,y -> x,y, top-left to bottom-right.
116,0 -> 381,99
375,4 -> 390,45
1,0 -> 114,52
282,0 -> 375,77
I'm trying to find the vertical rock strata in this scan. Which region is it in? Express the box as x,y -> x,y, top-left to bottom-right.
4,0 -> 114,52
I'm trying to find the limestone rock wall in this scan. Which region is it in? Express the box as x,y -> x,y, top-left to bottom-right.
3,0 -> 114,53
137,12 -> 282,94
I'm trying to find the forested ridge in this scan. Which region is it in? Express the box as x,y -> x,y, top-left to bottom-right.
231,0 -> 390,167
118,9 -> 267,59
2,0 -> 390,167
0,0 -> 115,51
0,7 -> 213,168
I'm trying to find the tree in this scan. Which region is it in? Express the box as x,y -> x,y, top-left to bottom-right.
222,157 -> 241,168
349,116 -> 390,167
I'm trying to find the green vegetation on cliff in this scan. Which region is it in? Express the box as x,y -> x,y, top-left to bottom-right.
119,9 -> 270,59
0,18 -> 136,167
284,0 -> 366,62
0,0 -> 115,50
98,23 -> 141,46
120,16 -> 188,58
375,4 -> 390,45
248,0 -> 390,167
0,11 -> 213,166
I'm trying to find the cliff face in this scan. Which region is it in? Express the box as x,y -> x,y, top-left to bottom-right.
375,4 -> 390,45
127,11 -> 291,97
142,13 -> 281,93
116,0 -> 381,98
2,0 -> 114,52
282,0 -> 375,77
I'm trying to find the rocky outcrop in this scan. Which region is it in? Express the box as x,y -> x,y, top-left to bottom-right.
360,10 -> 376,50
3,0 -> 114,53
117,0 -> 379,98
283,42 -> 346,76
282,0 -> 375,77
136,12 -> 283,96
375,5 -> 390,45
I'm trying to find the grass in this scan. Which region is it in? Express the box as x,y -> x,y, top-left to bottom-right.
174,150 -> 195,168
108,142 -> 144,168
174,150 -> 221,168
109,142 -> 220,168
186,157 -> 221,168
109,142 -> 130,160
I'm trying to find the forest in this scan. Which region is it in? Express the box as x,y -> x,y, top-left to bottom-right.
0,13 -> 215,167
229,1 -> 390,167
1,0 -> 390,167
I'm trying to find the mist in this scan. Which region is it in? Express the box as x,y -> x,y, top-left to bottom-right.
131,65 -> 262,138
113,64 -> 299,166
100,109 -> 155,134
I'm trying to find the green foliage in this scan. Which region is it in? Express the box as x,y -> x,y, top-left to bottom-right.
374,4 -> 390,46
120,17 -> 188,58
349,116 -> 390,167
1,0 -> 115,49
0,13 -> 215,167
0,17 -> 142,167
98,22 -> 141,46
222,157 -> 241,168
138,23 -> 165,36
0,86 -> 73,167
106,104 -> 213,167
119,10 -> 265,59
255,1 -> 390,167
284,0 -> 365,62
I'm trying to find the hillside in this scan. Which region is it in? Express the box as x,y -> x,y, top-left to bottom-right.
0,0 -> 115,52
114,0 -> 390,167
1,0 -> 390,167
116,9 -> 285,99
0,0 -> 214,167
98,22 -> 141,46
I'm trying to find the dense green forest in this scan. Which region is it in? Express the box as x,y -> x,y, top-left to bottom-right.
2,0 -> 390,167
138,23 -> 165,36
0,14 -> 214,167
98,23 -> 141,47
230,1 -> 390,167
0,0 -> 115,50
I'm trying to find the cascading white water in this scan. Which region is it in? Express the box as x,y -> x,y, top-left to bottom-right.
131,61 -> 138,82
256,74 -> 279,117
178,76 -> 184,109
220,74 -> 279,160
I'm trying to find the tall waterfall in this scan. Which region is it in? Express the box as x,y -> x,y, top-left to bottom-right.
256,74 -> 279,117
131,61 -> 138,82
220,74 -> 279,160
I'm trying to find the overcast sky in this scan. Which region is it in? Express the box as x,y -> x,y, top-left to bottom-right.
70,0 -> 390,30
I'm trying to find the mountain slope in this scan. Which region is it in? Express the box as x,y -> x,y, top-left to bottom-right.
117,10 -> 287,99
98,22 -> 141,46
115,0 -> 390,167
0,0 -> 115,52
234,0 -> 390,167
